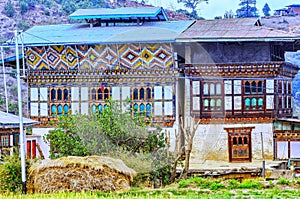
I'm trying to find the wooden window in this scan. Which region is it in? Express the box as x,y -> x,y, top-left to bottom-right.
51,104 -> 69,116
57,89 -> 62,100
226,127 -> 253,162
0,135 -> 9,148
199,81 -> 223,114
90,86 -> 111,114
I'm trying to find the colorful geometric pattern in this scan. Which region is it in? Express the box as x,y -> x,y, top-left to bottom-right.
27,43 -> 174,71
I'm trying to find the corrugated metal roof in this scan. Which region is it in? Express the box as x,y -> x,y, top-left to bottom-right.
0,111 -> 38,128
177,18 -> 300,42
15,21 -> 194,46
69,7 -> 168,21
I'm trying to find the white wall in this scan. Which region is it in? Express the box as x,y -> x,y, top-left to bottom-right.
30,127 -> 54,159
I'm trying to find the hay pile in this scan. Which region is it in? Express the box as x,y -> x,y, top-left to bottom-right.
27,156 -> 136,193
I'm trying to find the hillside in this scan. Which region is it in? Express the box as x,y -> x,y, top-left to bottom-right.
0,0 -> 189,43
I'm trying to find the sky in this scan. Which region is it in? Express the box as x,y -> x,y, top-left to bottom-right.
146,0 -> 298,19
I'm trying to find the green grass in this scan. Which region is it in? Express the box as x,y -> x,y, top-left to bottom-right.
1,177 -> 300,199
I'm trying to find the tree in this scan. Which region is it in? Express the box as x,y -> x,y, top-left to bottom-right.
262,3 -> 271,16
4,0 -> 15,17
236,0 -> 259,18
177,0 -> 208,19
224,10 -> 234,19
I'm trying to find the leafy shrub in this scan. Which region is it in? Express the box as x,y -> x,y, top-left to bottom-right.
210,182 -> 225,190
4,0 -> 16,17
0,152 -> 30,193
226,178 -> 240,189
238,179 -> 263,189
278,178 -> 290,185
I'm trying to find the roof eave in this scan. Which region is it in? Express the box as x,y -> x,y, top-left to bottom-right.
176,37 -> 297,42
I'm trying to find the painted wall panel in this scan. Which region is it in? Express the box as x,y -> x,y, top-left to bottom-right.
192,81 -> 200,95
164,101 -> 173,115
40,88 -> 48,101
192,97 -> 200,110
234,80 -> 241,94
225,96 -> 232,110
277,142 -> 288,159
122,87 -> 130,101
81,103 -> 89,115
266,95 -> 274,109
154,86 -> 162,100
154,102 -> 162,116
164,86 -> 173,100
224,80 -> 232,95
234,96 -> 241,110
30,88 -> 38,101
291,142 -> 300,158
112,87 -> 120,100
266,80 -> 274,93
71,87 -> 79,101
40,103 -> 48,116
81,87 -> 89,101
71,103 -> 79,114
30,103 -> 38,116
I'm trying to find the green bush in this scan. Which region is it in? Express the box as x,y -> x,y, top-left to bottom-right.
238,179 -> 263,189
19,0 -> 29,14
278,178 -> 290,185
0,152 -> 26,193
227,178 -> 240,189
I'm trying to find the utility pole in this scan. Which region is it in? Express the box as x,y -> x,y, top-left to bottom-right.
261,132 -> 265,179
15,30 -> 27,194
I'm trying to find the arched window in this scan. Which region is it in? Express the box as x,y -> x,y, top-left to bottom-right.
63,89 -> 68,100
92,104 -> 96,113
233,137 -> 237,145
133,103 -> 138,115
146,88 -> 151,99
216,99 -> 222,110
258,81 -> 263,93
63,104 -> 69,116
104,88 -> 109,100
251,81 -> 256,94
216,83 -> 221,95
251,98 -> 257,107
238,137 -> 243,145
91,89 -> 96,100
210,99 -> 215,110
140,88 -> 145,100
204,99 -> 209,110
146,103 -> 151,117
203,83 -> 209,95
133,88 -> 138,100
57,89 -> 62,100
58,104 -> 63,116
244,137 -> 248,145
51,89 -> 56,101
140,103 -> 145,114
98,104 -> 103,113
51,104 -> 57,116
245,81 -> 250,94
210,83 -> 215,95
258,98 -> 263,109
245,98 -> 250,110
98,88 -> 103,100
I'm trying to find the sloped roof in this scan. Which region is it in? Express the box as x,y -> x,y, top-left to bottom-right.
177,18 -> 299,42
15,21 -> 194,46
69,7 -> 168,21
0,111 -> 38,128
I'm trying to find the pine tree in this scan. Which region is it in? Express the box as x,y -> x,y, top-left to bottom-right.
4,0 -> 16,17
262,3 -> 271,16
177,0 -> 208,19
236,0 -> 259,18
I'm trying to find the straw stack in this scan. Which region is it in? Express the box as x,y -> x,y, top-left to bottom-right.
27,156 -> 136,193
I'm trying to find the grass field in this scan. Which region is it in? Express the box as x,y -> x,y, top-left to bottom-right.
1,177 -> 300,199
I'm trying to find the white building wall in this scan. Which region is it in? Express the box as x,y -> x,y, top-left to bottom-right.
30,127 -> 54,159
190,123 -> 273,164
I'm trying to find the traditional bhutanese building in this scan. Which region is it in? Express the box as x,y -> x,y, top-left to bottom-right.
176,18 -> 300,163
13,7 -> 193,158
0,111 -> 38,158
5,8 -> 300,164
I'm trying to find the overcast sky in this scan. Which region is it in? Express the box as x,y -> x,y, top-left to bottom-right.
147,0 -> 298,19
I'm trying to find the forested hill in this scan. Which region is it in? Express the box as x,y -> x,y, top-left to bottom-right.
0,0 -> 189,43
